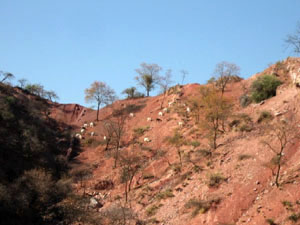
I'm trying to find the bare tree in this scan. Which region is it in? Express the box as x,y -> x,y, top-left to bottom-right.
261,117 -> 300,187
0,71 -> 14,83
18,78 -> 28,88
135,63 -> 162,96
45,90 -> 59,102
213,61 -> 240,96
119,150 -> 142,202
159,69 -> 174,109
285,21 -> 300,54
180,70 -> 188,85
85,81 -> 116,121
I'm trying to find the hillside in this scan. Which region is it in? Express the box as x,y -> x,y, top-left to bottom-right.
47,57 -> 300,225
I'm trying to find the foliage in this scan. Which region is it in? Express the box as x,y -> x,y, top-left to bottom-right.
146,205 -> 161,217
155,189 -> 175,200
184,197 -> 221,217
167,129 -> 186,147
0,70 -> 14,83
257,111 -> 273,123
135,62 -> 162,96
122,87 -> 145,99
238,154 -> 252,161
133,126 -> 150,136
288,213 -> 300,222
250,74 -> 281,103
208,173 -> 225,188
85,81 -> 117,121
266,218 -> 278,225
239,94 -> 252,107
0,83 -> 95,225
199,86 -> 232,149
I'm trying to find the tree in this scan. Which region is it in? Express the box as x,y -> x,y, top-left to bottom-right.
0,71 -> 14,83
17,78 -> 28,88
261,117 -> 300,187
119,150 -> 142,202
45,90 -> 59,102
25,83 -> 45,97
285,21 -> 300,54
180,70 -> 188,85
135,63 -> 162,96
159,69 -> 174,109
85,81 -> 116,121
122,87 -> 144,99
212,61 -> 240,95
199,86 -> 232,150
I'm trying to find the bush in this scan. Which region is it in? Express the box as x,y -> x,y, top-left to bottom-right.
155,189 -> 175,200
239,95 -> 252,107
238,154 -> 252,161
133,126 -> 149,136
257,111 -> 273,123
184,197 -> 221,217
190,140 -> 200,148
288,213 -> 300,222
251,74 -> 281,103
208,173 -> 225,188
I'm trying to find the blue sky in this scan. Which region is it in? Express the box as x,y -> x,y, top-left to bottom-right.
0,0 -> 299,106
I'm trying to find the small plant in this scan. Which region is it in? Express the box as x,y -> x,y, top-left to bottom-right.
190,140 -> 200,148
196,149 -> 211,158
266,218 -> 278,225
155,189 -> 175,200
251,74 -> 281,103
184,197 -> 221,217
167,129 -> 186,147
239,124 -> 252,132
146,205 -> 161,217
134,126 -> 149,136
257,111 -> 273,123
143,173 -> 155,180
288,213 -> 300,222
282,201 -> 293,210
239,94 -> 252,107
238,154 -> 252,161
208,173 -> 225,188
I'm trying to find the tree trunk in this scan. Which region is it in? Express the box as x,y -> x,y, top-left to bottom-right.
96,102 -> 100,121
275,155 -> 282,187
147,89 -> 150,97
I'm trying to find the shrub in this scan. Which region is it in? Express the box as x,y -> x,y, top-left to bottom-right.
155,189 -> 175,200
133,126 -> 149,136
239,124 -> 252,132
208,173 -> 225,188
266,218 -> 278,225
190,140 -> 200,148
238,154 -> 252,161
251,74 -> 281,103
288,213 -> 300,222
257,111 -> 273,123
184,197 -> 221,217
239,95 -> 252,107
146,205 -> 161,217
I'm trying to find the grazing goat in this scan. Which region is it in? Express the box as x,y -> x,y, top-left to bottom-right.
144,137 -> 151,142
158,111 -> 163,116
90,132 -> 95,137
90,122 -> 95,127
186,107 -> 191,113
163,108 -> 168,113
103,136 -> 107,140
80,128 -> 85,134
147,117 -> 152,122
75,133 -> 82,139
129,113 -> 134,117
83,123 -> 88,128
178,121 -> 184,127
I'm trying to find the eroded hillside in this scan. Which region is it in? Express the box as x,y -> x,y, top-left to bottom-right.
50,57 -> 300,225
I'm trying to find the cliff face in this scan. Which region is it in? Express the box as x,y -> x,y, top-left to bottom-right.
51,58 -> 300,225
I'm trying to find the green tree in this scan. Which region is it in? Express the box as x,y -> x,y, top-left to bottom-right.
135,62 -> 162,96
122,87 -> 144,99
85,81 -> 116,121
251,74 -> 281,103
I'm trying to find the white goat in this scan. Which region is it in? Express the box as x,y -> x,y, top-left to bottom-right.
186,107 -> 191,113
80,128 -> 85,134
144,137 -> 151,142
163,108 -> 168,113
103,136 -> 107,140
129,113 -> 134,117
158,111 -> 163,116
83,123 -> 88,128
90,122 -> 95,127
147,117 -> 152,122
168,101 -> 174,107
90,132 -> 95,137
75,133 -> 82,139
178,121 -> 184,127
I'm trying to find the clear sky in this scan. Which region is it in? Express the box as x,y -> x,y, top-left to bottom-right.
0,0 -> 299,106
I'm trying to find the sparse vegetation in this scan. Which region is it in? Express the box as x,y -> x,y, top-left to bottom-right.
266,218 -> 278,225
238,154 -> 252,161
146,205 -> 162,217
257,111 -> 273,123
288,213 -> 300,222
208,173 -> 226,188
156,188 -> 175,200
184,197 -> 221,217
239,94 -> 252,107
251,74 -> 281,103
134,126 -> 150,136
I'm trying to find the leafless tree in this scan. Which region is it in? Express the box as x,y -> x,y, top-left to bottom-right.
285,21 -> 300,54
18,78 -> 28,88
180,70 -> 188,85
261,117 -> 300,187
135,63 -> 162,96
213,61 -> 240,96
159,69 -> 174,109
85,81 -> 117,121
